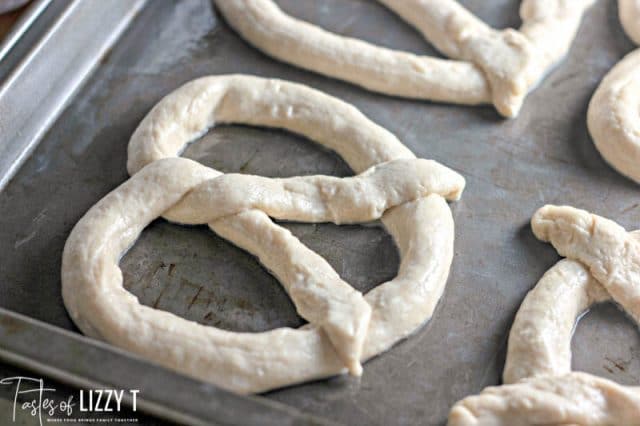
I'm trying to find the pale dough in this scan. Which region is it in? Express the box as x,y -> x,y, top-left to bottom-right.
588,50 -> 640,184
449,372 -> 640,426
620,0 -> 640,44
532,205 -> 640,324
448,206 -> 640,425
215,0 -> 595,117
503,259 -> 610,384
63,75 -> 465,394
587,1 -> 640,183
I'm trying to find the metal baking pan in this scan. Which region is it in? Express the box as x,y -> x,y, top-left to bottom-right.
0,1 -> 638,425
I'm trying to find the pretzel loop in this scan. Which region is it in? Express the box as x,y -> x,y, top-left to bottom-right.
62,75 -> 465,394
588,47 -> 640,184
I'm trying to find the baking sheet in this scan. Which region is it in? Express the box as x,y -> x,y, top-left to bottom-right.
1,1 -> 639,425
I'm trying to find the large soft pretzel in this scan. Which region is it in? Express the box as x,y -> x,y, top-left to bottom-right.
215,0 -> 595,117
588,1 -> 640,183
62,75 -> 465,394
448,205 -> 640,425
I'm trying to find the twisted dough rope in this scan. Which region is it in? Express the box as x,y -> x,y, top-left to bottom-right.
215,0 -> 595,118
448,205 -> 640,425
62,75 -> 465,394
588,0 -> 640,183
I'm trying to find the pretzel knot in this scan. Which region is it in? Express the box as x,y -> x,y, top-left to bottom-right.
62,75 -> 465,394
216,0 -> 595,117
448,205 -> 640,426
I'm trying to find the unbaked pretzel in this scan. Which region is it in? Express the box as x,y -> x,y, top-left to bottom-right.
588,0 -> 640,183
620,0 -> 640,44
62,75 -> 465,394
448,205 -> 640,425
215,0 -> 595,118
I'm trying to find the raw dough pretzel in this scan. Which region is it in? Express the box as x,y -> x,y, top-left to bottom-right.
588,1 -> 640,183
620,0 -> 640,44
62,75 -> 465,394
214,0 -> 595,118
448,205 -> 640,425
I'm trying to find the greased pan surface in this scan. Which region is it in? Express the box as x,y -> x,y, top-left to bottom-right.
0,1 -> 638,425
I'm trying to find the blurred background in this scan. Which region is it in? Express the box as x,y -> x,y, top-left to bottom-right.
0,0 -> 29,39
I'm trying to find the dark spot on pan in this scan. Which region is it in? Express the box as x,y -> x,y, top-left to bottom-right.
620,203 -> 639,215
605,356 -> 626,372
188,286 -> 203,310
152,284 -> 170,309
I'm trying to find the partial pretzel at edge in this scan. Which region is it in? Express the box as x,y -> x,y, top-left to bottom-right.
620,0 -> 640,44
215,0 -> 595,117
587,1 -> 640,183
588,49 -> 640,184
448,206 -> 640,425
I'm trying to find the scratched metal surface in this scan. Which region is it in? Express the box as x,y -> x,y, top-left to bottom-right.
0,1 -> 639,425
